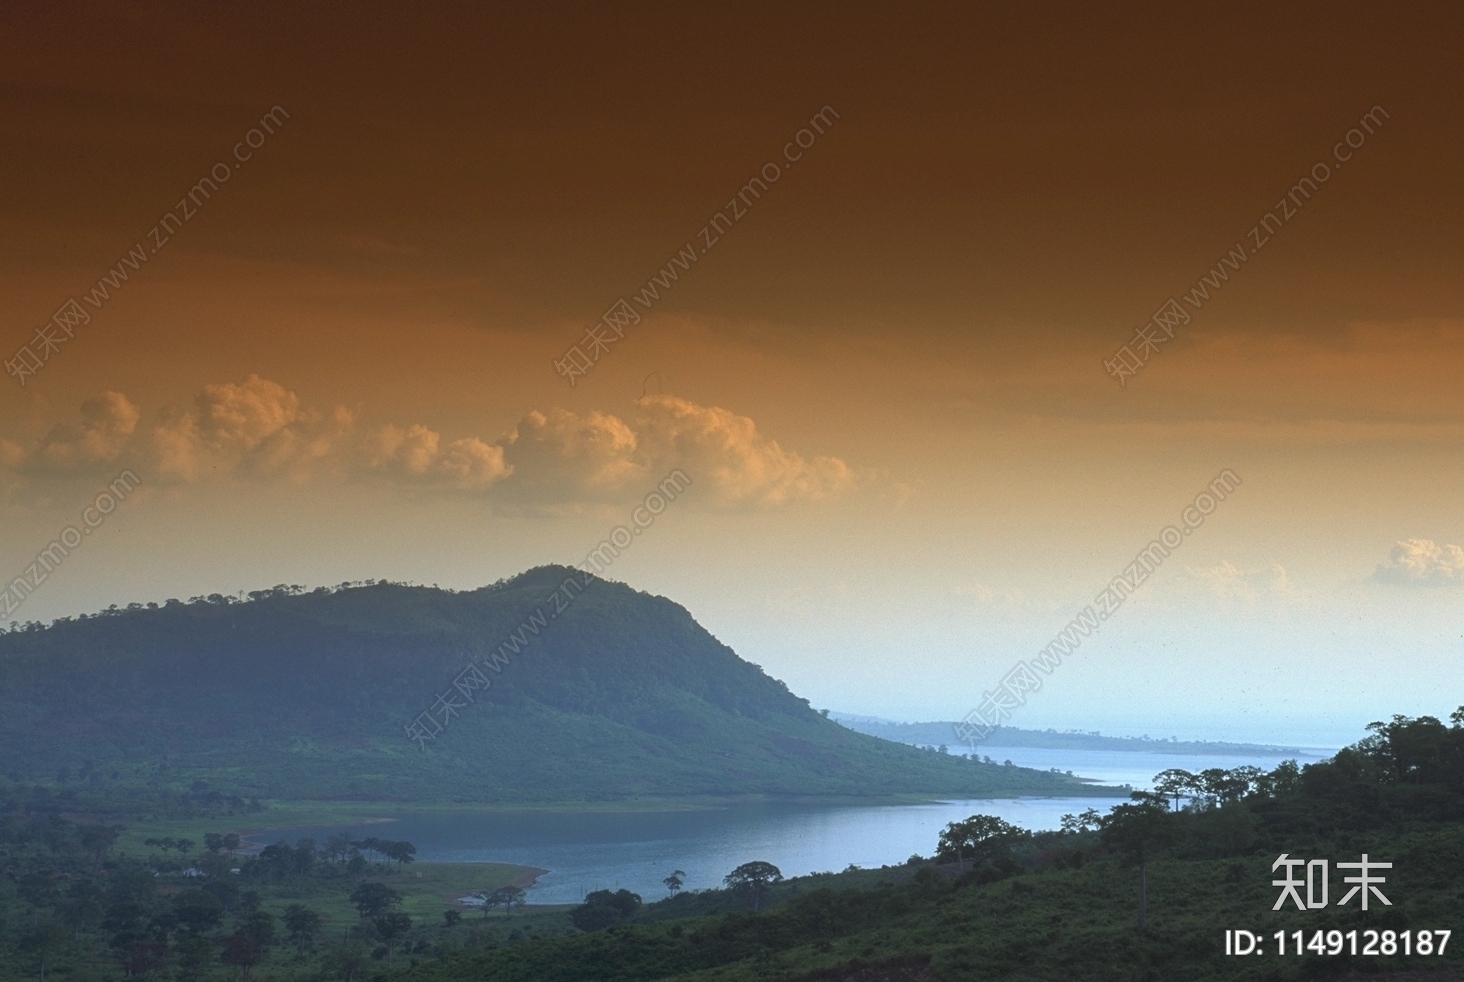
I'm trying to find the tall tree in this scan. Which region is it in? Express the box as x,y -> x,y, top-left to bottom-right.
1099,799 -> 1178,932
723,861 -> 783,912
373,911 -> 412,968
284,904 -> 322,955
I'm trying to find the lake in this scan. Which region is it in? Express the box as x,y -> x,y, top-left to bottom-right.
251,746 -> 1327,905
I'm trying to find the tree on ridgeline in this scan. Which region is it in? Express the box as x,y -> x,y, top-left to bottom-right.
663,869 -> 685,897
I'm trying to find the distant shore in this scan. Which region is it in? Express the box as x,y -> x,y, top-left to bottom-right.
831,715 -> 1334,758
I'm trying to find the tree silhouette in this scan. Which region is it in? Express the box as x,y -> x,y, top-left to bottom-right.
570,889 -> 642,931
723,861 -> 783,911
486,885 -> 526,917
663,869 -> 685,897
1152,769 -> 1197,811
936,815 -> 1029,866
1099,799 -> 1178,932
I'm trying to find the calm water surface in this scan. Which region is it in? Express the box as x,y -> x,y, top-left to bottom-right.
253,748 -> 1327,904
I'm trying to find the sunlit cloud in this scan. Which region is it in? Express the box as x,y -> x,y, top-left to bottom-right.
1371,538 -> 1464,586
2,379 -> 855,509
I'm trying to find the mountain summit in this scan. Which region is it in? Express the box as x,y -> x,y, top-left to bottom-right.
0,567 -> 1108,802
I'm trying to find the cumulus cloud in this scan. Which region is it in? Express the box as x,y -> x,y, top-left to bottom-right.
1371,538 -> 1464,586
488,396 -> 856,507
151,375 -> 309,481
631,395 -> 855,506
3,379 -> 854,507
1186,561 -> 1298,603
499,408 -> 642,501
2,391 -> 139,474
362,424 -> 509,491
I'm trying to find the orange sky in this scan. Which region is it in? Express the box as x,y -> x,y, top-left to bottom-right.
2,2 -> 1462,744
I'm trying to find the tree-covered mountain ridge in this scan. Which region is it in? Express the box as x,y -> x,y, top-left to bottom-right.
0,566 -> 1119,802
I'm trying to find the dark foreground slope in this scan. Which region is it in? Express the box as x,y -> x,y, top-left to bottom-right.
400,711 -> 1464,982
0,567 -> 1111,802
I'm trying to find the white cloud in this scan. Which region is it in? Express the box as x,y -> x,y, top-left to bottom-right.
4,379 -> 854,509
363,424 -> 509,491
631,395 -> 855,507
1372,538 -> 1464,586
1186,561 -> 1298,603
3,391 -> 139,474
490,395 -> 856,508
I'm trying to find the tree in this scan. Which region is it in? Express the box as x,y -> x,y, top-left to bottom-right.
175,935 -> 215,982
442,909 -> 462,929
324,832 -> 353,864
372,911 -> 412,967
1152,769 -> 1198,811
58,879 -> 104,937
292,837 -> 317,875
220,931 -> 260,980
663,869 -> 685,897
241,909 -> 276,949
1059,809 -> 1102,833
18,872 -> 60,925
78,824 -> 121,861
570,889 -> 642,931
349,881 -> 401,919
489,885 -> 526,917
935,815 -> 1029,866
19,923 -> 69,981
173,888 -> 225,934
335,941 -> 369,982
222,832 -> 241,855
258,840 -> 294,879
723,861 -> 783,912
1099,799 -> 1178,932
284,904 -> 322,954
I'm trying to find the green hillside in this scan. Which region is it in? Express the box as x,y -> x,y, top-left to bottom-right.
0,567 -> 1114,802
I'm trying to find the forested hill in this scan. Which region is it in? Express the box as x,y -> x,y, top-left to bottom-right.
0,567 -> 1115,802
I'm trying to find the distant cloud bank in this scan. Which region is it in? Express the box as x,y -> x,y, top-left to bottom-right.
2,377 -> 854,510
